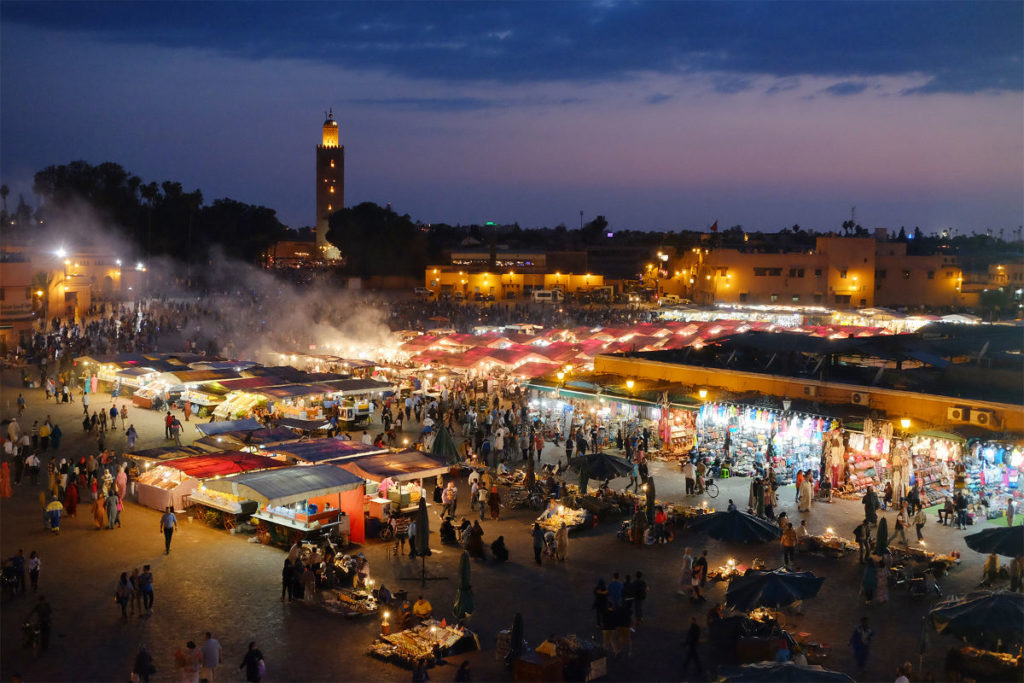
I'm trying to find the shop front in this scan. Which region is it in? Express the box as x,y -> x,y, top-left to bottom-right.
697,402 -> 832,481
337,449 -> 449,525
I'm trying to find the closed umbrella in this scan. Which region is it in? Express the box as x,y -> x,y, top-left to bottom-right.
929,590 -> 1024,648
965,526 -> 1024,558
452,551 -> 474,621
725,568 -> 825,612
685,509 -> 782,544
431,425 -> 460,465
578,460 -> 589,493
414,496 -> 431,557
716,662 -> 854,682
874,517 -> 888,555
507,612 -> 524,664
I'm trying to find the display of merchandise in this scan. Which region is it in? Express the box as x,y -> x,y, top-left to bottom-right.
966,441 -> 1022,519
368,619 -> 476,667
844,431 -> 890,494
697,403 -> 827,479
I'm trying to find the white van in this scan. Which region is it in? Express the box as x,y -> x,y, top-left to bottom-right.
532,289 -> 564,303
659,294 -> 682,306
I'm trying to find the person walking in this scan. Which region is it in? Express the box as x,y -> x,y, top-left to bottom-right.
1007,498 -> 1016,527
115,571 -> 134,620
681,616 -> 703,677
476,485 -> 487,521
181,640 -> 203,683
894,506 -> 909,546
633,571 -> 647,625
160,506 -> 177,554
781,523 -> 797,568
132,644 -> 156,683
592,579 -> 608,626
531,522 -> 545,565
240,642 -> 265,683
679,547 -> 695,596
913,506 -> 927,541
849,617 -> 874,676
140,564 -> 154,613
487,486 -> 501,521
200,631 -> 222,683
28,551 -> 40,592
554,522 -> 568,562
105,491 -> 119,529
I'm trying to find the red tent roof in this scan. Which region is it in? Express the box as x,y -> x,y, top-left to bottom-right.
162,452 -> 286,479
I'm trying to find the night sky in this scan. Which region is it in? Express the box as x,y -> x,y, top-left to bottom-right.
1,1 -> 1021,233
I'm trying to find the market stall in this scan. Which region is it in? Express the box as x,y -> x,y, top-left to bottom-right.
368,618 -> 479,668
200,464 -> 366,544
338,449 -> 448,522
136,451 -> 285,512
130,445 -> 207,465
964,437 -> 1022,520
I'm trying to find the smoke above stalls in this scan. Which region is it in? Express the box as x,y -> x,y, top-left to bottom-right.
177,248 -> 401,365
36,205 -> 400,364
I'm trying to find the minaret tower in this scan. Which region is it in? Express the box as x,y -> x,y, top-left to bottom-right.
315,109 -> 344,259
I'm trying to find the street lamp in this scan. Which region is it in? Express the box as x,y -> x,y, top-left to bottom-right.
698,389 -> 708,400
626,379 -> 635,390
900,417 -> 911,430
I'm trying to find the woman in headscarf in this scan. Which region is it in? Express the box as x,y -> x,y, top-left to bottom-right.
487,486 -> 502,521
798,470 -> 814,513
554,521 -> 569,561
92,495 -> 107,529
116,464 -> 128,501
63,477 -> 79,518
468,520 -> 485,558
0,462 -> 12,498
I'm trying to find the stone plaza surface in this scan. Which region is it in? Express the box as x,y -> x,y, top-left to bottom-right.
0,369 -> 1002,682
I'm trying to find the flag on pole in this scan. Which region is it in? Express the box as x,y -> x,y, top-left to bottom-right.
710,220 -> 718,233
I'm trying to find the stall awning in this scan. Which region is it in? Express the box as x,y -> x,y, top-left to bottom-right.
258,384 -> 333,400
338,450 -> 449,482
275,417 -> 333,432
193,427 -> 301,452
195,419 -> 264,436
162,452 -> 286,479
270,438 -> 387,463
203,464 -> 363,507
320,378 -> 396,396
130,446 -> 207,461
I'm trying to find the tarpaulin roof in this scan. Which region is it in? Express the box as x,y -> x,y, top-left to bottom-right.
257,383 -> 333,399
129,445 -> 207,461
193,427 -> 301,452
338,450 -> 449,482
195,419 -> 264,436
161,452 -> 286,479
269,438 -> 387,463
320,378 -> 395,396
215,377 -> 285,391
202,464 -> 363,507
274,417 -> 333,432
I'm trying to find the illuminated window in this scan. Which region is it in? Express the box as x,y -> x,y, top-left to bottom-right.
327,205 -> 332,211
329,186 -> 335,194
330,160 -> 335,168
927,271 -> 935,279
839,269 -> 848,279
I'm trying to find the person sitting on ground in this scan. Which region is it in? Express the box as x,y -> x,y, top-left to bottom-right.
412,595 -> 432,621
727,499 -> 737,512
982,552 -> 1001,587
439,517 -> 457,545
490,535 -> 509,563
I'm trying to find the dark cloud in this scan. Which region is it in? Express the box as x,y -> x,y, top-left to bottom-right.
3,1 -> 1021,94
823,81 -> 870,97
344,96 -> 496,111
645,92 -> 673,105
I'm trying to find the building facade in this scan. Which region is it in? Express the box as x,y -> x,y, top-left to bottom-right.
661,236 -> 964,309
315,110 -> 344,260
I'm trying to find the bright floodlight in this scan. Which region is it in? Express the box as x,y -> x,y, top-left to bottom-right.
55,247 -> 67,258
136,262 -> 145,271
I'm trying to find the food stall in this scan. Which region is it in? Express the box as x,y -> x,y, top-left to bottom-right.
322,378 -> 397,428
136,451 -> 285,513
536,500 -> 589,533
337,449 -> 448,523
200,464 -> 366,545
368,618 -> 479,668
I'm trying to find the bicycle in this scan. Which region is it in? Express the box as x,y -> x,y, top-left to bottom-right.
703,477 -> 719,499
